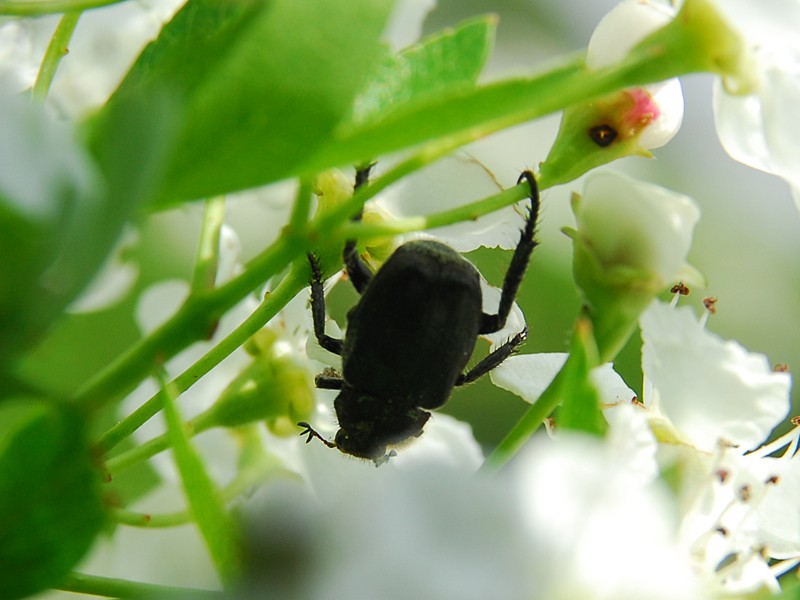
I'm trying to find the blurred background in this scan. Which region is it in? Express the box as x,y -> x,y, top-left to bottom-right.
18,0 -> 800,450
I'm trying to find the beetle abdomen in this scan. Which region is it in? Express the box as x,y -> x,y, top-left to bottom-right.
342,240 -> 482,409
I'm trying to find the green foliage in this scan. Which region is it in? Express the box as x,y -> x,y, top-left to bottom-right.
351,16 -> 496,124
555,320 -> 607,436
0,93 -> 131,370
0,398 -> 105,600
90,0 -> 395,205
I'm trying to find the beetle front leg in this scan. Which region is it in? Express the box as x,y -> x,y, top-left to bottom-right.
343,163 -> 375,294
480,170 -> 540,334
455,328 -> 527,386
308,253 -> 344,355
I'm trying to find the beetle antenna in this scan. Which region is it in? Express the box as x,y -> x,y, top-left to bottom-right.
297,422 -> 337,449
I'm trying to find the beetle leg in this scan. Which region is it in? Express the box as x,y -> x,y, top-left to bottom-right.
480,170 -> 539,334
455,328 -> 527,386
343,163 -> 376,294
315,370 -> 344,390
297,422 -> 337,449
308,253 -> 344,355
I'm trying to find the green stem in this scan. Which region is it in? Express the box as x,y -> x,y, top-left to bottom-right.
112,436 -> 293,527
159,372 -> 239,587
311,139 -> 469,239
55,572 -> 223,599
32,11 -> 81,101
72,235 -> 295,413
481,357 -> 572,473
288,177 -> 314,234
95,265 -> 308,453
106,397 -> 217,476
1,0 -> 123,15
338,178 -> 531,241
191,197 -> 227,296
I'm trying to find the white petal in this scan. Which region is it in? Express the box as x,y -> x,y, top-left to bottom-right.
641,301 -> 791,452
135,279 -> 189,334
586,0 -> 675,70
757,456 -> 800,558
480,278 -> 526,347
490,352 -> 567,403
638,79 -> 685,149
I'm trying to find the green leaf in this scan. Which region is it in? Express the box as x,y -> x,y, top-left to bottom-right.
0,91 -> 147,371
557,319 -> 607,436
0,398 -> 105,600
351,15 -> 496,125
160,378 -> 239,586
90,0 -> 393,207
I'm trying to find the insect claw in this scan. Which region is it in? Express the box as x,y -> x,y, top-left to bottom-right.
296,422 -> 336,449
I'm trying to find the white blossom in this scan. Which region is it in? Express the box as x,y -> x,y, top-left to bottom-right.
706,0 -> 800,210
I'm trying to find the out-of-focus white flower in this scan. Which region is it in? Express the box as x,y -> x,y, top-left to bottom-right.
241,464 -> 535,600
68,226 -> 139,313
514,434 -> 703,600
0,0 -> 185,117
710,0 -> 800,210
241,433 -> 704,600
586,0 -> 684,150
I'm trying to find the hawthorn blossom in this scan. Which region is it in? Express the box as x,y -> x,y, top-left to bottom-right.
709,0 -> 800,210
612,300 -> 795,594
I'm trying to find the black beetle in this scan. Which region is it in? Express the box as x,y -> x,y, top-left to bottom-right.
299,167 -> 539,465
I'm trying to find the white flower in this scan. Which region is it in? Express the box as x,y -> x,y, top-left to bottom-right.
707,0 -> 800,210
375,153 -> 529,253
587,0 -> 684,150
640,301 -> 790,453
514,434 -> 703,600
242,433 -> 703,600
627,299 -> 794,592
492,294 -> 798,595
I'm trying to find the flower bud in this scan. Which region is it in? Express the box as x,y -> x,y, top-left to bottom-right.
538,1 -> 684,187
564,172 -> 701,360
204,329 -> 315,436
